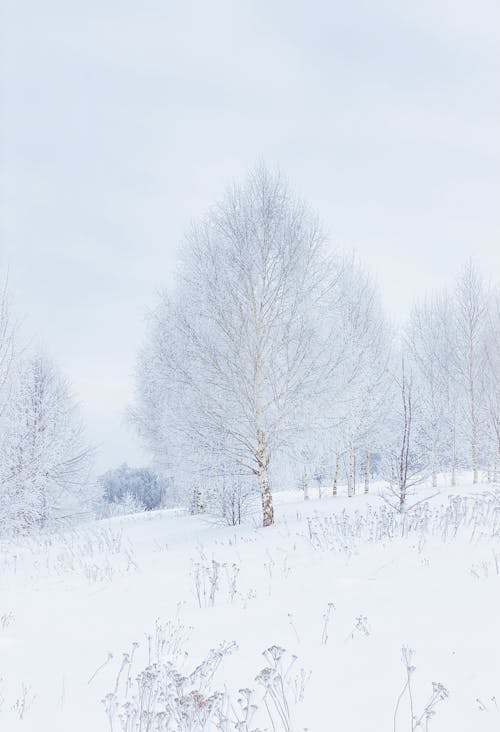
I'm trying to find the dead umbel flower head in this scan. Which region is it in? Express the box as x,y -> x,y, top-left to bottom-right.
393,646 -> 449,732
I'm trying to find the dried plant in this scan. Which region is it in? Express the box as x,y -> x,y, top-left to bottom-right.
394,647 -> 449,731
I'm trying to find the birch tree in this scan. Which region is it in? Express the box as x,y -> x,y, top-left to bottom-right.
133,166 -> 352,526
326,260 -> 392,496
406,263 -> 497,485
382,357 -> 428,511
483,289 -> 500,481
454,263 -> 489,484
0,278 -> 17,421
1,354 -> 93,533
406,296 -> 453,487
0,277 -> 21,530
434,295 -> 462,485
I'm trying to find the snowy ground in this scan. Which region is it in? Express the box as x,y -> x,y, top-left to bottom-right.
0,479 -> 499,731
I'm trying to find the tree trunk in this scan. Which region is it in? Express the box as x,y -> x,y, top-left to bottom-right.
469,359 -> 479,484
471,427 -> 478,484
398,359 -> 411,511
430,437 -> 438,488
348,442 -> 355,498
333,451 -> 340,496
259,467 -> 274,527
303,469 -> 310,500
450,425 -> 457,487
399,481 -> 406,513
256,429 -> 273,527
364,450 -> 370,494
494,439 -> 499,484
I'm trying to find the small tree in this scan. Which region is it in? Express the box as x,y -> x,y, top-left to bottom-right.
382,358 -> 428,512
482,289 -> 500,482
189,485 -> 206,515
1,354 -> 93,533
454,263 -> 489,484
406,297 -> 451,487
313,461 -> 327,498
207,476 -> 256,526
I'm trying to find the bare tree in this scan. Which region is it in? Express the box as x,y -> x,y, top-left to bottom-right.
454,263 -> 489,484
394,359 -> 413,510
434,295 -> 462,486
132,166 -> 356,526
133,167 -> 378,526
0,276 -> 21,528
327,261 -> 392,497
406,296 -> 451,487
206,474 -> 257,526
483,289 -> 500,482
332,450 -> 340,496
0,277 -> 17,419
364,450 -> 370,494
1,354 -> 94,532
407,265 -> 498,486
382,358 -> 427,512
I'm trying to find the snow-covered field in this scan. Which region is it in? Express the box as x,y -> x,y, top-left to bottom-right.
1,480 -> 499,731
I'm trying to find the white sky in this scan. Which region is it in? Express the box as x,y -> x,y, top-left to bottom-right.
1,0 -> 499,471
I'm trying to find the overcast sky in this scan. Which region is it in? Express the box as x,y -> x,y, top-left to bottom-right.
1,0 -> 499,471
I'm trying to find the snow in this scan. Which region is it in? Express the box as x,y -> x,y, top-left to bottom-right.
0,480 -> 499,730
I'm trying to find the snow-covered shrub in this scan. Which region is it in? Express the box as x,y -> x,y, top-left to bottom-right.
206,477 -> 257,526
98,492 -> 145,519
189,485 -> 206,515
99,464 -> 164,513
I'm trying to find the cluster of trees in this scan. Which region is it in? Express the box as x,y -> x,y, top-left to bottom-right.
0,284 -> 93,535
99,463 -> 165,514
398,264 -> 499,494
132,166 -> 499,526
2,166 -> 497,534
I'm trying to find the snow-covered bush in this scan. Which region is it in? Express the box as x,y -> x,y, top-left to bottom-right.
206,477 -> 258,526
189,485 -> 206,515
99,464 -> 164,513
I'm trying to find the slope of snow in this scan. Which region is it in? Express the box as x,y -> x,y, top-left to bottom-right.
0,480 -> 499,730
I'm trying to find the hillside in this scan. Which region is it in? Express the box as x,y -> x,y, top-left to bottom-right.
1,479 -> 499,731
